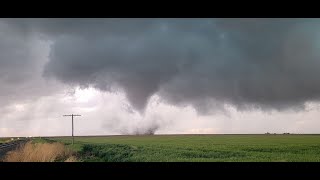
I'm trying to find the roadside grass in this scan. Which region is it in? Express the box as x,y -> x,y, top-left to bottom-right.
3,140 -> 78,162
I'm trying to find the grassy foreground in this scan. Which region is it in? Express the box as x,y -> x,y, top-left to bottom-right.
0,138 -> 10,144
46,134 -> 320,162
2,141 -> 77,162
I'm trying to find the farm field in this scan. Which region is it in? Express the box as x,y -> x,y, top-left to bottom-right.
47,134 -> 320,162
0,138 -> 9,144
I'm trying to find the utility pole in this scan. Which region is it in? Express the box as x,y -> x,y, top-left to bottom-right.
63,114 -> 81,145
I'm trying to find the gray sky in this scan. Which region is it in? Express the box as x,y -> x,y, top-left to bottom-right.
1,18 -> 320,137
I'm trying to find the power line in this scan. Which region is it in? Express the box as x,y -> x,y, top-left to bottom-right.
63,114 -> 81,145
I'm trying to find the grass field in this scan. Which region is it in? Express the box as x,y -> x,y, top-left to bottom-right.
44,134 -> 320,162
0,138 -> 10,144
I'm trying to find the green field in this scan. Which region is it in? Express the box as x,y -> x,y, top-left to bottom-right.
0,138 -> 9,144
47,134 -> 320,162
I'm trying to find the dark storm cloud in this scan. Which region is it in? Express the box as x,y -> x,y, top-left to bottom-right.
0,21 -> 60,107
4,18 -> 320,113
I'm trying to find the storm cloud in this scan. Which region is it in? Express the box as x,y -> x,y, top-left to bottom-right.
3,18 -> 320,114
0,20 -> 62,107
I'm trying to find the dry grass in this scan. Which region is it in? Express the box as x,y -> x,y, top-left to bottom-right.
3,142 -> 78,162
65,156 -> 78,162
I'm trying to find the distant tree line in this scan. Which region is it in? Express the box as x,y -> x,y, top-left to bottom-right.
265,132 -> 291,135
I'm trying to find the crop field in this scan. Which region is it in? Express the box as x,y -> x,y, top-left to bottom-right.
46,134 -> 320,162
0,138 -> 9,144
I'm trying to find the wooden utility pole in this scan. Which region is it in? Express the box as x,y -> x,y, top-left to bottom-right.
63,114 -> 81,145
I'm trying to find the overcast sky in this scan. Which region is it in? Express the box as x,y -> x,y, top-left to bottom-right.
1,18 -> 320,137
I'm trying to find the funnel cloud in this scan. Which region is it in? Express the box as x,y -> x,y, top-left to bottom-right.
2,18 -> 320,136
13,18 -> 320,113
